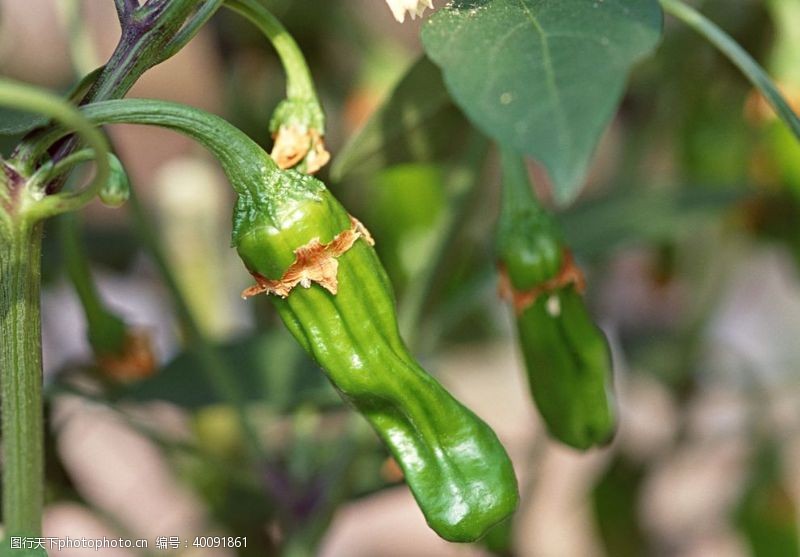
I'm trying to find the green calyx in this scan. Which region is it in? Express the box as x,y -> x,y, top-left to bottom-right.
231,169 -> 325,256
495,152 -> 563,290
269,98 -> 325,136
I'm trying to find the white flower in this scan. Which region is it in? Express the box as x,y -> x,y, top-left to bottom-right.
385,0 -> 434,23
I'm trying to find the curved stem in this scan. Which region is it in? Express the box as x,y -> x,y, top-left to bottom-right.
48,148 -> 96,180
225,0 -> 317,102
660,0 -> 800,141
0,78 -> 110,217
499,149 -> 541,215
24,99 -> 276,201
60,213 -> 128,356
78,0 -> 197,104
1,223 -> 45,537
161,0 -> 225,62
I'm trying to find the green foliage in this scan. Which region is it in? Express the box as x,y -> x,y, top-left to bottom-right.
422,0 -> 663,203
592,456 -> 649,557
108,330 -> 334,411
333,57 -> 467,180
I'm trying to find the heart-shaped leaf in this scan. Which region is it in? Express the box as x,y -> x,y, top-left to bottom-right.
422,0 -> 662,204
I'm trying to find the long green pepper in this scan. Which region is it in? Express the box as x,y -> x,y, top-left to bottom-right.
38,100 -> 519,543
496,151 -> 616,450
235,173 -> 519,543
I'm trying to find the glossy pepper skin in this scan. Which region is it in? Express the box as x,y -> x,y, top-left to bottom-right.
62,100 -> 517,541
234,169 -> 518,542
496,152 -> 616,451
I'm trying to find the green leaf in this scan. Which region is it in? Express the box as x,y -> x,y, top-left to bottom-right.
0,68 -> 101,136
560,186 -> 744,258
331,57 -> 464,180
0,539 -> 47,557
0,107 -> 48,136
107,330 -> 336,411
422,0 -> 663,204
592,455 -> 649,557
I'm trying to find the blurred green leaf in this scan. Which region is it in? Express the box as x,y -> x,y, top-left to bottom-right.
109,329 -> 337,411
332,57 -> 465,180
422,0 -> 662,204
0,542 -> 47,557
365,163 -> 446,291
0,107 -> 48,136
592,456 -> 649,557
561,187 -> 744,257
734,443 -> 799,557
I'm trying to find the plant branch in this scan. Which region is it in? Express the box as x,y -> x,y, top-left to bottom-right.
14,0 -> 205,195
660,0 -> 800,141
0,78 -> 110,221
161,0 -> 225,62
0,223 -> 45,537
225,0 -> 317,102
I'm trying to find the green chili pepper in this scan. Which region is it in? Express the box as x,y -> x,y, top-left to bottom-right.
234,173 -> 518,542
37,99 -> 518,542
496,151 -> 616,450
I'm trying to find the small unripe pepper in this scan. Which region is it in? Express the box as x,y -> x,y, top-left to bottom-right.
234,168 -> 518,541
496,152 -> 616,450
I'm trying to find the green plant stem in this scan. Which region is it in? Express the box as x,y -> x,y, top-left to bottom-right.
659,0 -> 800,141
14,0 -> 208,189
0,223 -> 45,537
499,149 -> 540,214
60,213 -> 128,356
126,185 -> 267,461
225,0 -> 317,102
80,0 -> 197,103
162,0 -> 225,61
0,77 -> 110,203
398,133 -> 490,348
60,214 -> 108,330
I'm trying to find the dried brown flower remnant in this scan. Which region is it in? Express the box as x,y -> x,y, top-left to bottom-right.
242,216 -> 374,299
96,330 -> 157,383
498,250 -> 586,315
270,125 -> 330,174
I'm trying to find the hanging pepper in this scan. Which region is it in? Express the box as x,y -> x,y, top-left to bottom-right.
234,168 -> 518,541
32,99 -> 518,542
495,151 -> 616,450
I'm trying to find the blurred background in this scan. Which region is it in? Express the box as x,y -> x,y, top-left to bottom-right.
2,0 -> 800,555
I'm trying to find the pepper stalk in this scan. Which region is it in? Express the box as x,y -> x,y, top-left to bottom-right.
0,78 -> 111,539
225,0 -> 329,173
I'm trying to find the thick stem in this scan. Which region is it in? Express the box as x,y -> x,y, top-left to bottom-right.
80,0 -> 198,104
0,223 -> 45,536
